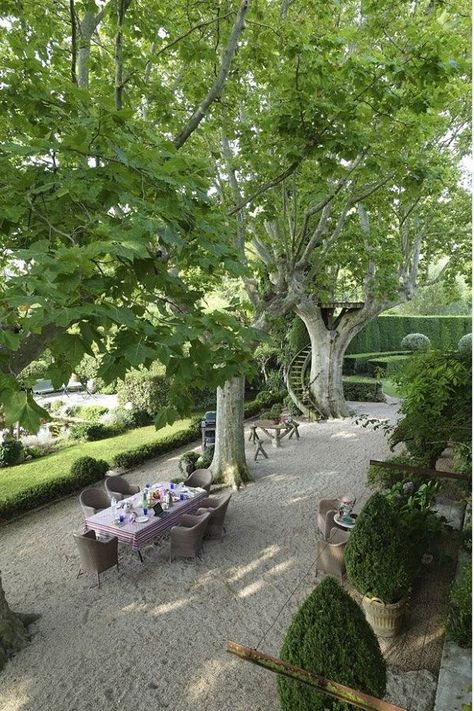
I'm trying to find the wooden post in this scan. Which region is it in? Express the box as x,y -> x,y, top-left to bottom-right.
369,459 -> 469,482
227,641 -> 407,711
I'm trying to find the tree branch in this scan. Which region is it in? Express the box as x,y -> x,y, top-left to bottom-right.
114,0 -> 132,110
173,0 -> 250,149
69,0 -> 77,84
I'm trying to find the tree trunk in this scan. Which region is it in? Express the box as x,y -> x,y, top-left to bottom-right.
295,301 -> 382,419
211,377 -> 252,488
0,572 -> 38,671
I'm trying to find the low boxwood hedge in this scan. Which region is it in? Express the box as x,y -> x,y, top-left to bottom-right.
343,376 -> 384,402
343,351 -> 409,376
278,577 -> 386,711
112,418 -> 202,469
70,421 -> 124,442
367,354 -> 410,377
0,455 -> 109,521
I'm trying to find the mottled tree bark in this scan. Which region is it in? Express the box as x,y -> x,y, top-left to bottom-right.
211,377 -> 252,488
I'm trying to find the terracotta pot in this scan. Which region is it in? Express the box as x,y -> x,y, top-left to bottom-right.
362,595 -> 408,638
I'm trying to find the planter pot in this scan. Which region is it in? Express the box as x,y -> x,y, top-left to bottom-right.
362,595 -> 408,638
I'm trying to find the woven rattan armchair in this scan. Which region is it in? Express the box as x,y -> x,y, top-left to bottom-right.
73,530 -> 119,587
169,512 -> 210,561
183,468 -> 212,493
79,488 -> 111,517
196,493 -> 232,541
317,498 -> 339,540
317,528 -> 350,581
105,476 -> 140,502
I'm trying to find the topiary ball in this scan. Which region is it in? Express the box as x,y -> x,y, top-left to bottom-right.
278,577 -> 386,711
400,333 -> 431,352
70,456 -> 109,485
0,438 -> 25,467
195,445 -> 214,469
458,333 -> 472,355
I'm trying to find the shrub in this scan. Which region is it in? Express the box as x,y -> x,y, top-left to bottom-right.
0,438 -> 25,467
112,418 -> 201,469
69,421 -> 122,441
50,400 -> 64,414
345,493 -> 413,603
124,408 -> 153,428
70,456 -> 109,482
195,445 -> 214,469
284,395 -> 302,416
400,332 -> 431,352
342,377 -> 384,402
447,560 -> 472,648
391,350 -> 472,466
116,371 -> 170,416
278,577 -> 386,711
71,405 -> 109,421
367,454 -> 425,490
458,333 -> 472,355
179,451 -> 200,476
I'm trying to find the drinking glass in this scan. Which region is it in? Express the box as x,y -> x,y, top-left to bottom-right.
143,506 -> 148,517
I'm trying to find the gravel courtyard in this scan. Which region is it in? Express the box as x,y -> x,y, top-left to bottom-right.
1,402 -> 407,711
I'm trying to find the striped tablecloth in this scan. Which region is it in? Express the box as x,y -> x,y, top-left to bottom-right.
85,484 -> 208,551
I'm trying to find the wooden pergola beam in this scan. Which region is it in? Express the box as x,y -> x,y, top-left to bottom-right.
369,459 -> 469,482
227,641 -> 407,711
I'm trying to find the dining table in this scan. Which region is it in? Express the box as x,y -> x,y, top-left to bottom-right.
85,482 -> 208,560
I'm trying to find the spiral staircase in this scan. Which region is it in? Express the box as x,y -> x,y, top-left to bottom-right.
286,346 -> 321,420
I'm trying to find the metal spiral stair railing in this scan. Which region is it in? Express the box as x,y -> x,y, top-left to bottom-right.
285,346 -> 320,420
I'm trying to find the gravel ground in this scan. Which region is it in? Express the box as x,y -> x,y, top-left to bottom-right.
0,399 -> 433,711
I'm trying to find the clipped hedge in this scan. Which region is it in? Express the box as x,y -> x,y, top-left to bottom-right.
112,418 -> 201,469
400,333 -> 431,352
278,577 -> 386,711
343,350 -> 409,375
343,376 -> 384,402
0,455 -> 109,521
346,315 -> 471,354
366,354 -> 410,377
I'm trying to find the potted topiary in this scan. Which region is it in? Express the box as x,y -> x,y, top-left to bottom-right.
278,577 -> 386,710
344,493 -> 412,638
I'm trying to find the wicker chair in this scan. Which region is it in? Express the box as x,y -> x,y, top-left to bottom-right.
73,530 -> 119,587
79,488 -> 111,517
317,498 -> 339,540
183,468 -> 212,493
105,476 -> 140,502
169,512 -> 210,561
196,493 -> 232,541
317,528 -> 350,581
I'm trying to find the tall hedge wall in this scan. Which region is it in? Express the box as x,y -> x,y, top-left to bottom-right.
346,315 -> 471,354
288,314 -> 471,355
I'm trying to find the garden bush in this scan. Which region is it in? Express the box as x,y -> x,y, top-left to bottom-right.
70,421 -> 124,441
195,445 -> 214,469
400,333 -> 431,352
116,370 -> 170,416
0,438 -> 25,467
342,377 -> 384,402
458,333 -> 472,355
179,451 -> 200,476
70,456 -> 109,482
367,454 -> 426,490
390,350 -> 472,466
345,493 -> 413,603
278,577 -> 386,711
447,560 -> 472,648
366,354 -> 409,378
71,405 -> 109,421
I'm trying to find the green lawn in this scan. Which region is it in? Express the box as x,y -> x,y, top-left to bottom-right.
0,418 -> 194,503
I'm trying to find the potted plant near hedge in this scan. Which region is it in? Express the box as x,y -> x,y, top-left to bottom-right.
344,493 -> 413,638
